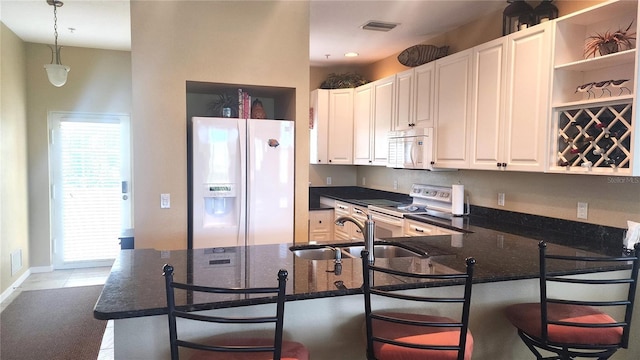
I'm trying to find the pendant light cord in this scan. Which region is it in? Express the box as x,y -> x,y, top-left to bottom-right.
51,0 -> 61,65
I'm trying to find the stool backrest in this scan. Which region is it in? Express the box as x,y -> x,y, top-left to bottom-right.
361,250 -> 476,360
162,264 -> 288,360
539,241 -> 640,348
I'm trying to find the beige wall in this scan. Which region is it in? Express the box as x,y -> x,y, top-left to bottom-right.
25,44 -> 132,268
358,166 -> 639,228
310,0 -> 639,229
1,23 -> 29,294
130,1 -> 310,250
360,0 -> 606,80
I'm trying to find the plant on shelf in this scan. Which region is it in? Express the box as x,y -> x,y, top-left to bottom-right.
208,92 -> 238,117
584,21 -> 636,58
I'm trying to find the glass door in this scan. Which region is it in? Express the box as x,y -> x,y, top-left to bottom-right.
49,112 -> 131,269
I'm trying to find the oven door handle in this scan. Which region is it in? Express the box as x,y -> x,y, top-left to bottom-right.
369,211 -> 404,227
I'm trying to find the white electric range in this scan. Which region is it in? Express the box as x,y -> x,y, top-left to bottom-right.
367,184 -> 466,238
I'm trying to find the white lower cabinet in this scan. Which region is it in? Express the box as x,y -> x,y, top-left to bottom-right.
404,219 -> 462,237
309,209 -> 334,242
333,201 -> 365,241
333,201 -> 352,240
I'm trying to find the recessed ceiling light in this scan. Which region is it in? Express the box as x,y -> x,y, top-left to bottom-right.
362,21 -> 399,32
344,52 -> 359,57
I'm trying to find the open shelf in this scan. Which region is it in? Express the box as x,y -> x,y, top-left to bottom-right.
186,81 -> 296,120
554,49 -> 636,72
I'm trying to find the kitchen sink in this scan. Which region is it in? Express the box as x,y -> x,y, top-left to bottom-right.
290,244 -> 424,260
341,245 -> 423,258
291,247 -> 342,260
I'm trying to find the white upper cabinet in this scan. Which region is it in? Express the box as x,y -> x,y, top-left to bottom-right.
394,69 -> 414,130
548,0 -> 638,176
433,49 -> 473,169
353,83 -> 373,165
394,62 -> 435,131
469,21 -> 552,172
371,75 -> 395,165
309,89 -> 329,164
354,75 -> 395,166
503,22 -> 551,172
469,37 -> 506,170
309,88 -> 354,165
328,88 -> 355,164
413,62 -> 436,128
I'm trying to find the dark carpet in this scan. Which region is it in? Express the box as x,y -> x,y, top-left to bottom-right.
0,285 -> 107,360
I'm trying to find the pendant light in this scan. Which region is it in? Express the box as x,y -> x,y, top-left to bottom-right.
502,0 -> 534,36
44,0 -> 70,87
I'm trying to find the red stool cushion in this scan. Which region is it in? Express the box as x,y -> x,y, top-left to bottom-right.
188,338 -> 309,360
372,312 -> 473,360
505,302 -> 623,346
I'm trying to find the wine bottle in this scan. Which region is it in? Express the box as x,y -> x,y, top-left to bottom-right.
609,148 -> 626,167
569,111 -> 590,128
558,155 -> 579,167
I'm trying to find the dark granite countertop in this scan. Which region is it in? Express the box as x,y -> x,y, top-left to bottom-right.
93,187 -> 628,320
309,186 -> 412,210
94,228 -> 628,320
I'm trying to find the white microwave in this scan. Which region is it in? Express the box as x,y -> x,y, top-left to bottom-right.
387,127 -> 434,170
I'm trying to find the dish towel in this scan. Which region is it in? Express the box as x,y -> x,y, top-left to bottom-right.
623,220 -> 640,252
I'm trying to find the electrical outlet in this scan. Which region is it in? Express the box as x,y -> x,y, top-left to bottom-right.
577,202 -> 588,219
326,177 -> 332,185
393,180 -> 398,190
498,193 -> 505,206
161,193 -> 171,209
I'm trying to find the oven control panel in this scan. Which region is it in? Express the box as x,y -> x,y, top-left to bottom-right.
409,184 -> 452,204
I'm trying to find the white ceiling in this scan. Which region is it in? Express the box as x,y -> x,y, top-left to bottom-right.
0,0 -> 505,66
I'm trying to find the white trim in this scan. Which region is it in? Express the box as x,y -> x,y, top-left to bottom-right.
30,265 -> 55,273
0,269 -> 31,303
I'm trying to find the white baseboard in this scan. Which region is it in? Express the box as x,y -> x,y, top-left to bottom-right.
0,269 -> 31,303
30,265 -> 54,273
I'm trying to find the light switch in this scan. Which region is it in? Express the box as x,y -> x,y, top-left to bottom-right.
161,193 -> 170,209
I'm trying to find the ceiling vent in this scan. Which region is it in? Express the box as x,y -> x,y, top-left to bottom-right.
362,21 -> 398,32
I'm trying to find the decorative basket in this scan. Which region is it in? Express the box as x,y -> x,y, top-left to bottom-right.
397,45 -> 449,67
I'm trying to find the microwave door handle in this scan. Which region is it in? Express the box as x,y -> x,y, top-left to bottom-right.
410,138 -> 417,167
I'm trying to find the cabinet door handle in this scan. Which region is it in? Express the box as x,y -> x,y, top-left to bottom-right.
497,162 -> 502,167
414,227 -> 424,233
502,162 -> 507,167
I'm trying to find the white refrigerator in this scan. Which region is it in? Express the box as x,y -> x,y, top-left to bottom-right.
191,117 -> 295,248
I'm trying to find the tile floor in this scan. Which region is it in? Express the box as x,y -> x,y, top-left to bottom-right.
0,267 -> 115,360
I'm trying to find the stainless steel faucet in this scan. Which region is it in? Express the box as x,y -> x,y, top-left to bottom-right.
335,214 -> 375,264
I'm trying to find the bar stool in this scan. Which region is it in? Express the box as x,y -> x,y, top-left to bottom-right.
505,241 -> 640,360
361,250 -> 476,360
163,265 -> 309,360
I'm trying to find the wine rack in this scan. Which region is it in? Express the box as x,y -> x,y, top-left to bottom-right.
556,101 -> 632,170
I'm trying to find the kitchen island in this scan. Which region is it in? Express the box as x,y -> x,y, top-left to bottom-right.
94,217 -> 638,359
